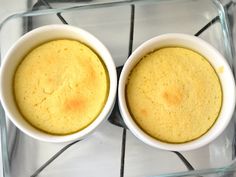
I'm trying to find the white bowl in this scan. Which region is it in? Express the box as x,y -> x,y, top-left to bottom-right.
118,33 -> 235,151
0,24 -> 117,143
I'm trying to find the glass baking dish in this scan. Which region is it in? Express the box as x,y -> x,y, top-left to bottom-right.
1,0 -> 236,176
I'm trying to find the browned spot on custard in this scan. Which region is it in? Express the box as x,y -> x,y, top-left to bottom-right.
64,97 -> 86,112
140,109 -> 148,117
47,78 -> 53,83
162,87 -> 183,106
47,59 -> 52,64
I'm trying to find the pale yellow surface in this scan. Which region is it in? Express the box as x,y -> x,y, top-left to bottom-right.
126,47 -> 222,143
14,39 -> 109,135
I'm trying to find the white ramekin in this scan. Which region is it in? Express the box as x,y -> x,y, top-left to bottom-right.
118,33 -> 236,151
0,24 -> 117,143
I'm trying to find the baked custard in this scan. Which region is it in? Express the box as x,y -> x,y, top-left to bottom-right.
126,47 -> 222,143
14,39 -> 109,135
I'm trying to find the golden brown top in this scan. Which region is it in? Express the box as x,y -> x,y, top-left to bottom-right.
14,39 -> 109,135
126,47 -> 222,143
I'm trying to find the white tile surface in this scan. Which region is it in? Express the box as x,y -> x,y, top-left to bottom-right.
0,1 -> 236,177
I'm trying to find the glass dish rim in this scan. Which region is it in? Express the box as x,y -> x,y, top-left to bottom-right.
0,0 -> 236,176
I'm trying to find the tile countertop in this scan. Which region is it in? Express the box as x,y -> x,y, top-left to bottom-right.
0,0 -> 236,177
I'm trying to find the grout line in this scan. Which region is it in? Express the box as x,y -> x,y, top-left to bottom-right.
30,140 -> 80,177
195,16 -> 219,36
128,4 -> 135,57
173,152 -> 203,177
120,129 -> 127,177
56,12 -> 69,24
120,4 -> 135,177
172,151 -> 195,171
26,0 -> 43,32
39,0 -> 68,24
